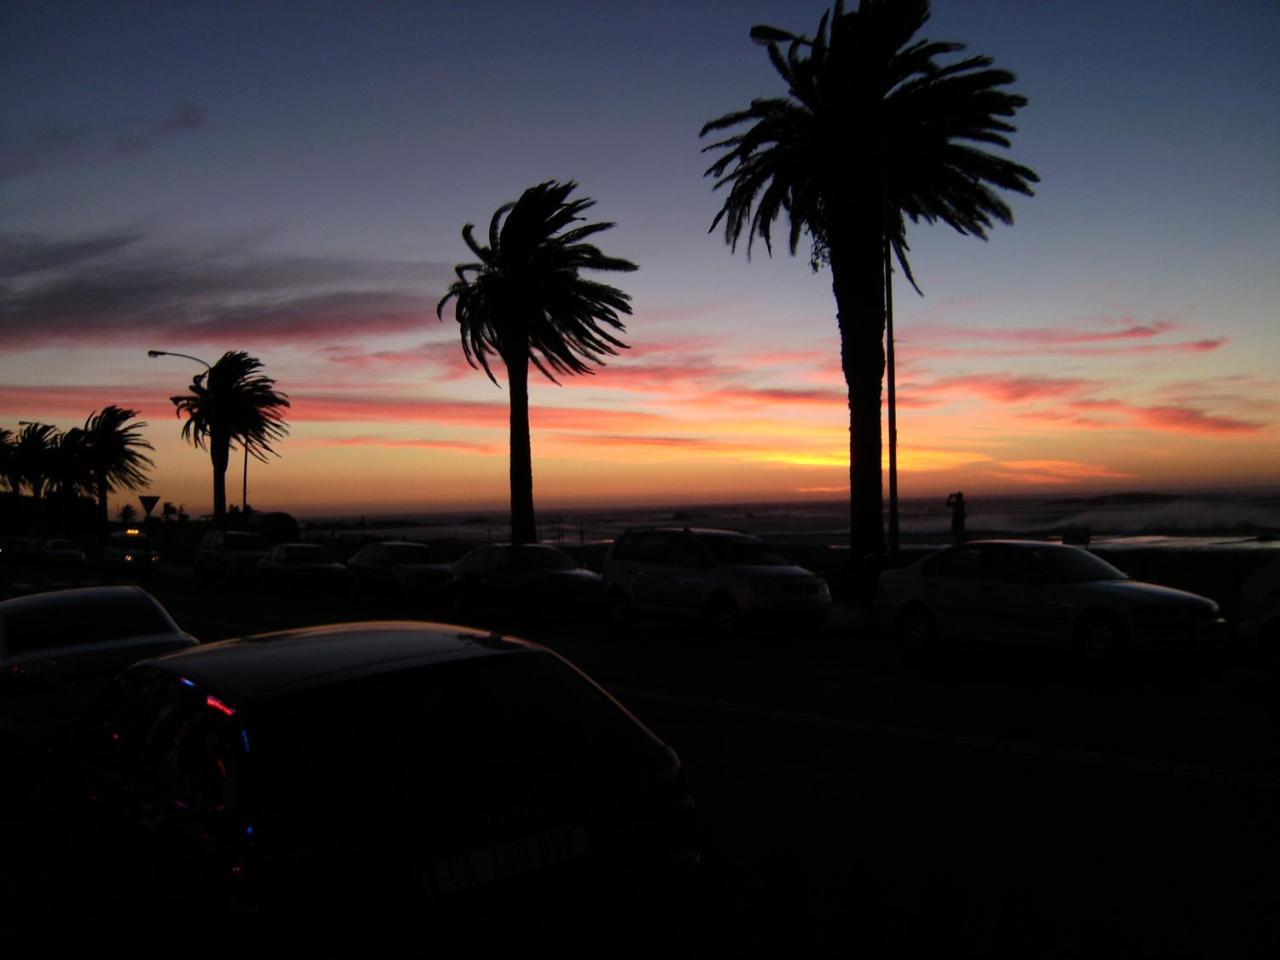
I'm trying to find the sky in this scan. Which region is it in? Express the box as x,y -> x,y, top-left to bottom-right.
2,0 -> 1278,519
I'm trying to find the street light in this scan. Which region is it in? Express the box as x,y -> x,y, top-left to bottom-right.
147,348 -> 251,513
146,349 -> 211,371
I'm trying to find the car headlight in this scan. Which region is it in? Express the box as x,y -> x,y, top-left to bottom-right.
818,579 -> 831,601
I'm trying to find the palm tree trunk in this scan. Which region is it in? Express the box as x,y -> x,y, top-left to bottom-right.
211,432 -> 230,526
830,229 -> 886,571
884,239 -> 899,556
97,475 -> 109,533
506,350 -> 538,544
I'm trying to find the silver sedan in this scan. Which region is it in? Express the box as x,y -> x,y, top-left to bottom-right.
876,540 -> 1225,661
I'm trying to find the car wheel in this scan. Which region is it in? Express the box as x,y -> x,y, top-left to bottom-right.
1075,613 -> 1127,665
705,594 -> 739,635
898,604 -> 937,654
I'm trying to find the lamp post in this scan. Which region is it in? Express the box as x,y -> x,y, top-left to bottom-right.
147,349 -> 251,513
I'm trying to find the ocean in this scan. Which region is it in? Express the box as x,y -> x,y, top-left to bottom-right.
303,489 -> 1280,553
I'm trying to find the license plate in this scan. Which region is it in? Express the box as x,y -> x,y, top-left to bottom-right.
433,824 -> 590,893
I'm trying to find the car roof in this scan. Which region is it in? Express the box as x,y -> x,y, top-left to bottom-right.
621,526 -> 756,539
139,620 -> 537,704
941,539 -> 1079,549
467,542 -> 569,552
0,584 -> 160,614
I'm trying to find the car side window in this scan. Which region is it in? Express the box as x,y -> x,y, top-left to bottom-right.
630,533 -> 669,564
977,547 -> 1022,583
925,547 -> 981,579
664,535 -> 706,569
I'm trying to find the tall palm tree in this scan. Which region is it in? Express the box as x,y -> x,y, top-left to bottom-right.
701,0 -> 1037,562
437,180 -> 636,544
169,351 -> 290,525
78,406 -> 155,530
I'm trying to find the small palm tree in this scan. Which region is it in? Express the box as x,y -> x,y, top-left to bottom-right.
701,0 -> 1037,561
169,352 -> 290,525
0,427 -> 17,495
437,180 -> 636,543
78,406 -> 154,530
14,422 -> 61,505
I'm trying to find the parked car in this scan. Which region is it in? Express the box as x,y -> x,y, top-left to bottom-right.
256,542 -> 348,592
347,541 -> 453,599
39,539 -> 86,568
0,536 -> 39,564
876,540 -> 1227,661
1,586 -> 197,768
602,527 -> 831,631
102,529 -> 160,577
195,529 -> 268,581
32,621 -> 699,942
449,543 -> 602,621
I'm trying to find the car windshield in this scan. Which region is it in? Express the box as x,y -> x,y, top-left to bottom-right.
249,652 -> 658,813
502,547 -> 576,571
111,534 -> 152,548
283,545 -> 328,563
226,532 -> 266,550
704,537 -> 790,566
1033,547 -> 1128,582
4,596 -> 173,655
385,544 -> 433,564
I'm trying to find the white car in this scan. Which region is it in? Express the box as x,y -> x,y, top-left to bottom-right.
876,540 -> 1225,661
603,527 -> 831,631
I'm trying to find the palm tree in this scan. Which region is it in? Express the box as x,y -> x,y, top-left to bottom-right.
701,0 -> 1037,562
168,351 -> 290,525
0,427 -> 16,495
437,180 -> 636,544
79,406 -> 155,530
14,422 -> 61,506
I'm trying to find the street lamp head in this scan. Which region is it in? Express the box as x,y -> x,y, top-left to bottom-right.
147,349 -> 212,370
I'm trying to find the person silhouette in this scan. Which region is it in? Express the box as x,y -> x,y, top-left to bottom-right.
946,491 -> 967,543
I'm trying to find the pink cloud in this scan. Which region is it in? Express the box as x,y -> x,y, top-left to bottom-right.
709,385 -> 847,407
0,384 -> 173,420
989,460 -> 1138,484
311,436 -> 501,455
921,374 -> 1101,403
1133,405 -> 1263,434
899,317 -> 1226,360
551,434 -> 719,448
288,392 -> 670,431
322,341 -> 475,379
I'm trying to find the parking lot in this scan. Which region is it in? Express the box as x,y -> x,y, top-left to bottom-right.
5,558 -> 1280,955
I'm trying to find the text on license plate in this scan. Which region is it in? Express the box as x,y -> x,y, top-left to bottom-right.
434,824 -> 590,892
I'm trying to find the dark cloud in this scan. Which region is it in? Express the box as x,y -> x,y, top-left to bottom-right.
0,232 -> 144,279
156,100 -> 205,133
0,231 -> 452,349
0,101 -> 206,180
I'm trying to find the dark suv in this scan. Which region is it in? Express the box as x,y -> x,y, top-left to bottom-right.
603,527 -> 831,631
